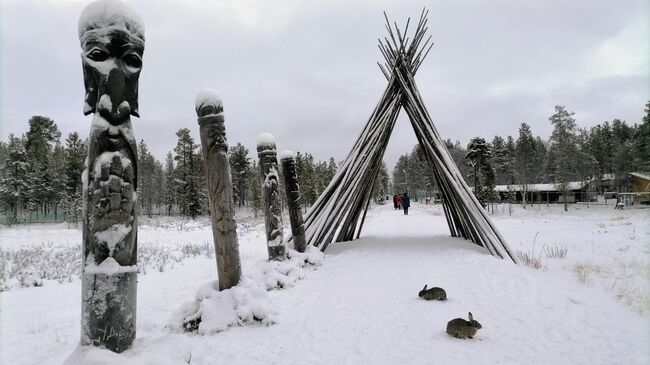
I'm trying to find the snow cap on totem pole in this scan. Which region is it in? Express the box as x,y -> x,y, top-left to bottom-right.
256,133 -> 277,155
195,88 -> 223,117
78,0 -> 145,43
278,150 -> 295,161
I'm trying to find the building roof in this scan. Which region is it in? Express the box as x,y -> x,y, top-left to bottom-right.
494,181 -> 587,193
628,172 -> 650,181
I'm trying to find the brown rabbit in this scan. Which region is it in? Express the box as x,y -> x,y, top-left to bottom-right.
446,312 -> 482,339
418,284 -> 447,301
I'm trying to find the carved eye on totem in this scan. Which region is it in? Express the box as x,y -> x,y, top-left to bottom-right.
123,53 -> 142,69
87,48 -> 109,62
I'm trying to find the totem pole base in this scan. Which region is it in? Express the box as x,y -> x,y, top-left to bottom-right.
268,245 -> 286,261
81,270 -> 137,353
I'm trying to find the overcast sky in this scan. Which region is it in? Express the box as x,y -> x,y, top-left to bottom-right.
1,0 -> 648,170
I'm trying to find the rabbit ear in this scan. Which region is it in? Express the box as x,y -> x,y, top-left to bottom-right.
468,312 -> 473,321
422,284 -> 428,291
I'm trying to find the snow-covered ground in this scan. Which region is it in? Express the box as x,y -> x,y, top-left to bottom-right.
1,203 -> 648,365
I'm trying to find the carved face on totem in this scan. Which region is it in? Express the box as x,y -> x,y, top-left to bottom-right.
259,147 -> 278,169
197,103 -> 228,153
80,1 -> 144,266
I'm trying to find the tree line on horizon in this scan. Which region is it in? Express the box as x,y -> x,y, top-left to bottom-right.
1,102 -> 648,223
0,120 -> 338,224
390,103 -> 650,207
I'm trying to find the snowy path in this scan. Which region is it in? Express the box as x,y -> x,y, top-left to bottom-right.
1,203 -> 648,364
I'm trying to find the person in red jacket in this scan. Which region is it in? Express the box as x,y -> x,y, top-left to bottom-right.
396,194 -> 402,210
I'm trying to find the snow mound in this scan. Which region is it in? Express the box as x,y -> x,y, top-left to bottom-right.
246,246 -> 323,290
168,278 -> 276,334
78,0 -> 144,40
278,150 -> 295,161
256,133 -> 276,147
168,246 -> 323,334
194,88 -> 223,112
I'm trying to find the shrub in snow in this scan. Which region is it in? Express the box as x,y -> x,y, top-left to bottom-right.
17,267 -> 44,288
542,245 -> 568,259
0,239 -> 221,291
0,243 -> 81,290
516,249 -> 547,272
573,263 -> 607,285
180,241 -> 213,258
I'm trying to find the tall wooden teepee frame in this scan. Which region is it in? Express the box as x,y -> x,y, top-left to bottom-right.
302,10 -> 517,263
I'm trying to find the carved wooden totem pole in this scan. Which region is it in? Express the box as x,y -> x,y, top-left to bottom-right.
195,89 -> 242,290
257,134 -> 287,260
279,151 -> 307,253
78,0 -> 144,353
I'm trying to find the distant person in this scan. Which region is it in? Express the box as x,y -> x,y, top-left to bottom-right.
396,194 -> 402,210
393,195 -> 398,210
402,192 -> 410,215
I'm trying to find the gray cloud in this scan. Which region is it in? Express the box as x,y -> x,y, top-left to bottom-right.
1,0 -> 648,171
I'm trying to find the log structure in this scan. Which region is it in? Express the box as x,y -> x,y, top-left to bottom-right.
280,151 -> 307,253
78,0 -> 144,352
257,134 -> 287,260
302,10 -> 517,263
196,89 -> 242,290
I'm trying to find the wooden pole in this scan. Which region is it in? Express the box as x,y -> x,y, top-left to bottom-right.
279,151 -> 307,253
195,89 -> 242,290
257,134 -> 286,260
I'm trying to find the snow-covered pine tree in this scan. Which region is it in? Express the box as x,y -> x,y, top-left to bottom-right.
547,105 -> 580,211
24,116 -> 61,219
0,141 -> 7,166
466,137 -> 495,207
633,101 -> 650,173
295,152 -> 317,208
0,135 -> 30,223
137,139 -> 158,216
163,152 -> 176,215
249,161 -> 262,216
392,154 -> 410,193
505,136 -> 516,184
48,143 -> 66,220
491,136 -> 510,185
228,142 -> 252,208
576,128 -> 598,202
514,123 -> 537,208
62,132 -> 86,208
466,137 -> 487,189
326,157 -> 338,182
152,160 -> 165,215
173,128 -> 202,218
534,137 -> 548,182
444,139 -> 472,183
609,119 -> 638,191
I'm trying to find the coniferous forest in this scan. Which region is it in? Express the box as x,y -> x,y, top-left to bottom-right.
1,102 -> 648,224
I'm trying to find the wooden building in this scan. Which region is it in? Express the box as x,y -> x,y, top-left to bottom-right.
494,182 -> 590,204
621,172 -> 650,205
